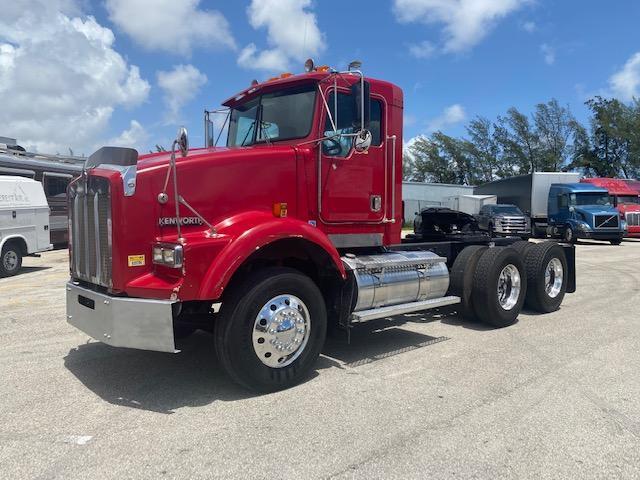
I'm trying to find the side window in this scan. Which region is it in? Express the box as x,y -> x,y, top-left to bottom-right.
370,99 -> 382,146
558,194 -> 568,208
323,92 -> 356,157
322,93 -> 384,157
43,174 -> 71,199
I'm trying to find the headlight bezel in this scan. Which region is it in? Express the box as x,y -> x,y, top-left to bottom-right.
152,243 -> 183,268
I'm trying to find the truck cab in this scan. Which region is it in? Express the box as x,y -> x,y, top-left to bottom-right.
548,183 -> 625,244
580,178 -> 640,238
65,61 -> 576,392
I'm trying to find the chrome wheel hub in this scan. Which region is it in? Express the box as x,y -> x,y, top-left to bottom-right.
252,294 -> 311,368
497,264 -> 521,310
545,258 -> 564,298
3,250 -> 18,271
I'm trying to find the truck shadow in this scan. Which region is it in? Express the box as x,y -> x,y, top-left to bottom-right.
63,310 -> 482,413
63,332 -> 341,413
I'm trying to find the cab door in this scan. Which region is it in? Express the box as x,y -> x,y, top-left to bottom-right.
319,90 -> 386,223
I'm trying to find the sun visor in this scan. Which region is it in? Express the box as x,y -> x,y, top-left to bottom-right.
85,146 -> 138,169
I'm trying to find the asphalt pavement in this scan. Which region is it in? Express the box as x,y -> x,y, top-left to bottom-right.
1,241 -> 639,479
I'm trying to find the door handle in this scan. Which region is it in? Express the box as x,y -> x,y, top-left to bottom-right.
370,195 -> 382,213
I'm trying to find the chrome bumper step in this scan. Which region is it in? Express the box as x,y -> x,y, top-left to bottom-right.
351,295 -> 460,323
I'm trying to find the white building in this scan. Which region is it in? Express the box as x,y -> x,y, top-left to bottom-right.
402,181 -> 475,224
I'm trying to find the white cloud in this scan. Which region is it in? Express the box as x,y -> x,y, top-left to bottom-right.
393,0 -> 530,53
238,0 -> 325,72
157,64 -> 207,122
0,0 -> 150,154
609,52 -> 640,102
408,40 -> 437,59
427,104 -> 467,132
540,43 -> 555,65
522,20 -> 536,33
105,0 -> 235,55
107,120 -> 148,148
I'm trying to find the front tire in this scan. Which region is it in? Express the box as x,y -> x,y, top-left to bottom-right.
214,268 -> 327,392
610,238 -> 622,245
0,243 -> 23,277
563,226 -> 575,243
472,247 -> 527,328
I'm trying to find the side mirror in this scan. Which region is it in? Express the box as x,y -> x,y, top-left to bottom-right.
176,126 -> 189,157
351,80 -> 371,131
353,129 -> 372,153
569,206 -> 575,213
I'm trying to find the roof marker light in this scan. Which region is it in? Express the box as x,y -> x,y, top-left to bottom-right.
304,58 -> 315,72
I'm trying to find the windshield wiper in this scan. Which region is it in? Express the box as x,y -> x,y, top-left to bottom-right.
240,120 -> 256,146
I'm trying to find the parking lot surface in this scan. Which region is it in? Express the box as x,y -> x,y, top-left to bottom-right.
1,242 -> 640,479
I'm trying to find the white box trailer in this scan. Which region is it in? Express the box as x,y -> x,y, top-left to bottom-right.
447,194 -> 497,215
0,176 -> 52,276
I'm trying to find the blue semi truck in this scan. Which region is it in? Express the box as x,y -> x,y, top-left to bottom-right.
548,183 -> 625,244
475,173 -> 626,244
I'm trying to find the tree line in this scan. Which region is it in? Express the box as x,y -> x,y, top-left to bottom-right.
403,97 -> 640,185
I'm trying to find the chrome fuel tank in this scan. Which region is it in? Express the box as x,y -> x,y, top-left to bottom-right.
341,250 -> 449,312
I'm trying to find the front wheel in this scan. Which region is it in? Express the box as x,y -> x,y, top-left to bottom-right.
214,268 -> 327,392
563,226 -> 575,244
610,239 -> 622,245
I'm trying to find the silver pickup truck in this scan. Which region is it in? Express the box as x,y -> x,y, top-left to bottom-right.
475,204 -> 531,239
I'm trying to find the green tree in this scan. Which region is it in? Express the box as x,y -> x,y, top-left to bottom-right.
534,99 -> 575,171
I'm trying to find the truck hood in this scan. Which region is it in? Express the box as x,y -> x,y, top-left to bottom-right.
618,204 -> 640,213
574,205 -> 618,216
136,145 -> 299,172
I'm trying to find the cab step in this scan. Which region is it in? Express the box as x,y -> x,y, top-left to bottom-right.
350,295 -> 461,323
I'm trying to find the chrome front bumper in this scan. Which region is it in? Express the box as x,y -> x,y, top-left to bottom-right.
66,281 -> 178,353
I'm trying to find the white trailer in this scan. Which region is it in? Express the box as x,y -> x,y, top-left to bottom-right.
0,176 -> 52,276
447,194 -> 497,215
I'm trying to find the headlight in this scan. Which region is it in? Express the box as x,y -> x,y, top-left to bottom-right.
152,243 -> 183,268
576,222 -> 590,231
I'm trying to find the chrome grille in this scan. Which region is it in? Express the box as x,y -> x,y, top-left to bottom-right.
625,212 -> 640,226
499,217 -> 528,233
69,176 -> 112,287
594,214 -> 619,229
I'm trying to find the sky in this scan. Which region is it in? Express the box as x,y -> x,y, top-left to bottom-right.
1,0 -> 640,155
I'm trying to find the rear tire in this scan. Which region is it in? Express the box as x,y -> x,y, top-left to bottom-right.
0,242 -> 23,277
448,245 -> 487,322
214,267 -> 326,393
523,242 -> 568,313
472,247 -> 527,328
610,239 -> 622,245
509,240 -> 534,258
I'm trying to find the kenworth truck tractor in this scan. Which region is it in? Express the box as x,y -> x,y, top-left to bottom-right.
66,61 -> 576,392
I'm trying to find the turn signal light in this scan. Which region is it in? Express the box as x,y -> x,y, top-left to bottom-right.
273,202 -> 288,218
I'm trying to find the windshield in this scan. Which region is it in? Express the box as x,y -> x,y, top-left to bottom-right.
617,195 -> 640,205
570,192 -> 612,206
227,85 -> 316,147
492,205 -> 523,215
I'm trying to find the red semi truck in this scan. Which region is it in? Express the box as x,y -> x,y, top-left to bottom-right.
66,62 -> 576,391
580,178 -> 640,237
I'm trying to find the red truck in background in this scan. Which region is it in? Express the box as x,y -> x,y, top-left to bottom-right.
66,61 -> 576,392
580,178 -> 640,237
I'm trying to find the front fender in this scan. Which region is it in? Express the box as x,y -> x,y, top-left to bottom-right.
199,211 -> 346,299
